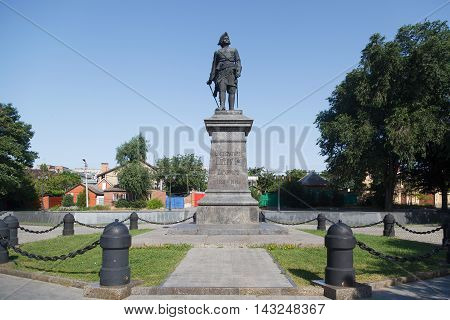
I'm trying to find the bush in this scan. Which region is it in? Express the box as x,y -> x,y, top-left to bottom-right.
114,199 -> 130,208
114,199 -> 147,209
147,198 -> 164,209
61,194 -> 74,207
76,190 -> 87,208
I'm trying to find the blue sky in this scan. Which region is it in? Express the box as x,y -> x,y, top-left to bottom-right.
1,0 -> 448,171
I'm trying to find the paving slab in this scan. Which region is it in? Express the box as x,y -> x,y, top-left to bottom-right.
0,274 -> 86,300
132,224 -> 323,248
161,248 -> 294,288
371,275 -> 450,300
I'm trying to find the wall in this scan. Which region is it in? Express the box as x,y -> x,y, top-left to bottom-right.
41,196 -> 62,210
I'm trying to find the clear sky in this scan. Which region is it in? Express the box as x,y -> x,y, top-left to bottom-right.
1,0 -> 448,172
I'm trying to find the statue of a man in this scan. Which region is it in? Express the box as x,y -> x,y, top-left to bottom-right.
206,32 -> 241,111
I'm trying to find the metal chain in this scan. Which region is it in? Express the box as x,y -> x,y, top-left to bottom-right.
356,240 -> 445,262
75,215 -> 131,229
263,215 -> 318,226
349,220 -> 384,229
325,218 -> 337,224
138,215 -> 194,225
0,235 -> 100,261
18,222 -> 63,234
394,221 -> 443,235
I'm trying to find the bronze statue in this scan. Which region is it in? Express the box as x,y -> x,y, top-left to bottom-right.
206,32 -> 241,111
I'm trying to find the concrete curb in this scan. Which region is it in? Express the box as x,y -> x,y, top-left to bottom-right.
367,268 -> 449,290
131,286 -> 323,296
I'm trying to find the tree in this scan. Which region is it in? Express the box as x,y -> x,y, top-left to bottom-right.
153,154 -> 207,194
62,194 -> 74,207
0,103 -> 39,209
116,134 -> 147,165
285,169 -> 307,182
315,21 -> 449,210
76,189 -> 86,208
33,167 -> 81,196
118,162 -> 152,200
116,135 -> 153,200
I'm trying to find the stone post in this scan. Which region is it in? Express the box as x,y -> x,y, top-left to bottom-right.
100,220 -> 131,286
383,214 -> 395,237
3,215 -> 19,246
129,212 -> 138,230
62,213 -> 75,236
0,220 -> 10,264
325,221 -> 356,287
317,213 -> 326,231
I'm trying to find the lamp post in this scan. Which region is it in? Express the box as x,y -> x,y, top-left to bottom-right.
82,159 -> 89,208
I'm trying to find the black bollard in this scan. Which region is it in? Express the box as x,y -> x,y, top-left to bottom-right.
259,211 -> 266,223
445,221 -> 450,264
383,214 -> 395,237
442,218 -> 449,247
325,221 -> 356,287
317,213 -> 326,231
129,212 -> 138,230
100,219 -> 131,286
3,215 -> 19,246
0,220 -> 10,264
62,213 -> 75,236
193,212 -> 197,224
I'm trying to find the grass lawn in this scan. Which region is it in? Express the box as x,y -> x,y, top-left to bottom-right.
267,230 -> 447,287
8,229 -> 191,286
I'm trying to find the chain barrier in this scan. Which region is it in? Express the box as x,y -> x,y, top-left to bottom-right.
356,240 -> 445,263
394,221 -> 443,235
18,221 -> 64,234
263,214 -> 318,226
74,215 -> 131,229
325,218 -> 337,224
0,235 -> 100,261
138,215 -> 194,225
348,220 -> 384,229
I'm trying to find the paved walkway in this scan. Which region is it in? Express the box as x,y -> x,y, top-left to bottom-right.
162,248 -> 294,288
132,225 -> 323,248
370,275 -> 450,300
1,273 -> 449,300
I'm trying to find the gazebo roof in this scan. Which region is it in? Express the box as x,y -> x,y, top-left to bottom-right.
298,172 -> 328,187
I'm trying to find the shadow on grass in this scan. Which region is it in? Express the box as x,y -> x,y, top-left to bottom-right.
287,268 -> 322,284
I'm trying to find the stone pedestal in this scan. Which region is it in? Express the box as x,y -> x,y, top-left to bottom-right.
196,110 -> 259,224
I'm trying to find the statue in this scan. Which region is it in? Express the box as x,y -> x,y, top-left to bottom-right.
206,32 -> 242,111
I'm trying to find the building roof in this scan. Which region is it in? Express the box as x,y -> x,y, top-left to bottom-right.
66,183 -> 104,195
103,187 -> 126,192
96,161 -> 156,178
298,172 -> 328,187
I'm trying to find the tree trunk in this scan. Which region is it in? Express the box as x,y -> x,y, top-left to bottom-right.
441,185 -> 448,212
384,158 -> 398,212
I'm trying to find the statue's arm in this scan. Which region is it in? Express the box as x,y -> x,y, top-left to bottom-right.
208,52 -> 217,83
235,49 -> 242,78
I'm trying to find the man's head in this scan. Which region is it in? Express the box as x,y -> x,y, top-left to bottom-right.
218,32 -> 231,47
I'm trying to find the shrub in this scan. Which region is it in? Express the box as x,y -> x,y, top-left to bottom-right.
147,198 -> 164,209
88,205 -> 110,211
61,194 -> 74,207
129,200 -> 147,209
76,190 -> 87,208
114,199 -> 130,208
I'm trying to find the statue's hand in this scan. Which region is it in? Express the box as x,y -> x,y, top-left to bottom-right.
206,80 -> 212,85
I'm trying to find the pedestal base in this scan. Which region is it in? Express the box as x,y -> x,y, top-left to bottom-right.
168,222 -> 288,235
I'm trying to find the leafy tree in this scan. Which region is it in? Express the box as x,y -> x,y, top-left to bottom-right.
116,134 -> 147,166
76,189 -> 86,208
0,103 -> 39,209
153,154 -> 207,194
34,167 -> 81,196
62,194 -> 74,207
315,21 -> 449,210
285,169 -> 307,182
118,162 -> 152,200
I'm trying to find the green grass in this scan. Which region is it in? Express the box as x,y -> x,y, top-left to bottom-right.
8,229 -> 191,286
267,230 -> 447,286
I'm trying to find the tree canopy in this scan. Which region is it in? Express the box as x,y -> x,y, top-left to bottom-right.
153,154 -> 207,194
116,135 -> 152,200
0,103 -> 39,209
315,21 -> 449,210
34,164 -> 81,196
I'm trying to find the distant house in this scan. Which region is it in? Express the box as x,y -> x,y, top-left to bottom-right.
66,184 -> 105,207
